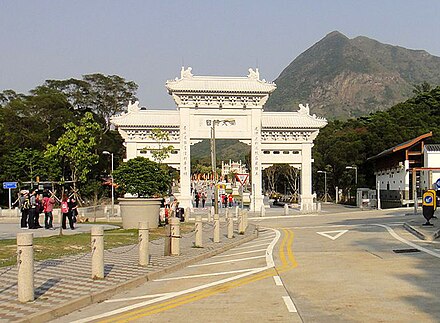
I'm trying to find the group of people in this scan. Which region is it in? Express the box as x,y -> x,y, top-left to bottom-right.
16,189 -> 78,230
193,190 -> 207,208
160,195 -> 184,224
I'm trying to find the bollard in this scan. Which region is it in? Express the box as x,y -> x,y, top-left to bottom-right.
139,222 -> 149,266
195,215 -> 203,247
169,217 -> 180,255
185,207 -> 190,222
164,224 -> 171,256
91,226 -> 104,279
213,214 -> 220,243
209,206 -> 214,222
260,205 -> 266,217
243,211 -> 248,231
284,204 -> 289,216
238,213 -> 244,235
235,206 -> 239,219
17,233 -> 34,302
317,202 -> 322,213
227,212 -> 234,239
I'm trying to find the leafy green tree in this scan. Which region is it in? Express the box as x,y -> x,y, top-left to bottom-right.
140,129 -> 174,163
113,157 -> 171,197
45,112 -> 101,187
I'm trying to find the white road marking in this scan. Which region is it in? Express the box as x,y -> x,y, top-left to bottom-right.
273,275 -> 283,286
153,268 -> 262,282
372,224 -> 440,258
234,242 -> 271,251
70,227 -> 280,323
241,237 -> 274,244
213,248 -> 267,258
317,230 -> 348,240
104,292 -> 177,303
282,295 -> 297,312
188,255 -> 266,267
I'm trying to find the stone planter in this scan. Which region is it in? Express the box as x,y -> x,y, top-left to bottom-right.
118,198 -> 162,229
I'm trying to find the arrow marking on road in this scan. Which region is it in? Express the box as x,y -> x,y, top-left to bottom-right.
317,229 -> 348,240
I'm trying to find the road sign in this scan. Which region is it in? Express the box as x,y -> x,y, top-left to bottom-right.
3,182 -> 17,189
435,178 -> 440,189
236,174 -> 249,185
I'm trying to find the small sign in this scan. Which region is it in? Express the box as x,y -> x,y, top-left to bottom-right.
3,182 -> 17,189
236,174 -> 249,185
423,190 -> 436,207
435,178 -> 440,190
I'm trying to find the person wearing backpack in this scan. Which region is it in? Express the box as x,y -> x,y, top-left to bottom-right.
19,190 -> 30,229
61,194 -> 74,230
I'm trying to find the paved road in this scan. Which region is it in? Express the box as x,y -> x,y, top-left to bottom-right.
50,207 -> 440,322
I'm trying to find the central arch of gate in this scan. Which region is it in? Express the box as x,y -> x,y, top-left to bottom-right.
112,67 -> 327,211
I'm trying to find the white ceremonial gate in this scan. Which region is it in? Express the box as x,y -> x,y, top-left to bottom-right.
111,67 -> 327,211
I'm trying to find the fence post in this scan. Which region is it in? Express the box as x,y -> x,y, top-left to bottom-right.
243,211 -> 248,231
195,215 -> 203,247
235,205 -> 239,218
91,226 -> 104,279
139,221 -> 149,266
284,204 -> 289,216
169,217 -> 180,255
17,233 -> 34,302
213,214 -> 220,243
209,206 -> 214,222
238,213 -> 244,235
227,212 -> 234,239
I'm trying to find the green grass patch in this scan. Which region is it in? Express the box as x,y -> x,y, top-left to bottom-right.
0,222 -> 194,268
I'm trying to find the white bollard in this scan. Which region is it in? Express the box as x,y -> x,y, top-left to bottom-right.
238,213 -> 244,234
195,215 -> 203,247
17,233 -> 34,302
284,204 -> 289,216
260,205 -> 266,217
235,206 -> 239,219
243,211 -> 248,231
213,214 -> 220,243
139,222 -> 149,266
209,206 -> 214,222
169,217 -> 180,255
317,202 -> 322,213
91,226 -> 104,279
227,213 -> 234,239
185,207 -> 190,222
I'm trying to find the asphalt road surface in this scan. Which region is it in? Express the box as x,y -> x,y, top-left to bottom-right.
51,207 -> 440,322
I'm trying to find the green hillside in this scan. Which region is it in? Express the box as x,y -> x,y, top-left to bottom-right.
266,31 -> 440,120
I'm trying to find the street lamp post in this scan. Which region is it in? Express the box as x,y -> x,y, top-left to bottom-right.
345,165 -> 358,184
207,119 -> 235,215
103,151 -> 114,221
317,170 -> 327,202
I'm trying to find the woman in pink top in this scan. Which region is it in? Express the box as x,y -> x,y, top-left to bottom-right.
42,190 -> 56,229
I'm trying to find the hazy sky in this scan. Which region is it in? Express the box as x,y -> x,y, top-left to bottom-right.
1,0 -> 440,109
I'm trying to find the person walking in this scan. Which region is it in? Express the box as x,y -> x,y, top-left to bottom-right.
201,191 -> 206,208
61,194 -> 74,230
194,191 -> 200,208
19,190 -> 30,229
42,190 -> 56,229
28,189 -> 39,229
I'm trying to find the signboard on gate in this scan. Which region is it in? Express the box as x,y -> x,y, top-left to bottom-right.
236,174 -> 249,185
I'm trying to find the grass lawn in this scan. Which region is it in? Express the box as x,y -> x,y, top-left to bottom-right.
0,222 -> 194,268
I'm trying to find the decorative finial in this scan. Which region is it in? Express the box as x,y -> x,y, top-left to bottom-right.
181,66 -> 193,79
247,68 -> 259,80
298,103 -> 310,115
127,100 -> 140,112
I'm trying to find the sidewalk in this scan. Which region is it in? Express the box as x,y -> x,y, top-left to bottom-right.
0,222 -> 257,323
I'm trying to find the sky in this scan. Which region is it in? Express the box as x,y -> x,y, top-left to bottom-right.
1,0 -> 440,110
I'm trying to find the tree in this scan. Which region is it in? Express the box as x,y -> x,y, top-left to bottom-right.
113,157 -> 171,197
43,74 -> 138,131
140,128 -> 174,164
45,112 -> 101,187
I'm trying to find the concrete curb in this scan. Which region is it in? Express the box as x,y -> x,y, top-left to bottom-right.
16,226 -> 258,323
403,222 -> 440,241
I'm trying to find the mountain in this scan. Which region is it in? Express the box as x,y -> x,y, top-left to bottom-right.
265,31 -> 440,119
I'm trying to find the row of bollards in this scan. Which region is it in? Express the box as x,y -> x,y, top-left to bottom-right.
16,210 -> 248,303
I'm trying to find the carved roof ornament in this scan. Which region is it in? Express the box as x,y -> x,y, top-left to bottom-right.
181,66 -> 193,79
298,103 -> 310,115
247,68 -> 260,80
127,100 -> 140,113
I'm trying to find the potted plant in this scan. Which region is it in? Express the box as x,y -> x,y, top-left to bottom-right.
113,157 -> 171,229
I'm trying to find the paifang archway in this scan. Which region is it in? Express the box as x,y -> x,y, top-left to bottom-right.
111,67 -> 327,211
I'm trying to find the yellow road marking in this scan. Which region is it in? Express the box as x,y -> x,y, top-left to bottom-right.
98,229 -> 297,323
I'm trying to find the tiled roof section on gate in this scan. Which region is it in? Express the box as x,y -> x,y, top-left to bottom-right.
425,144 -> 440,152
111,109 -> 180,127
262,112 -> 328,129
166,67 -> 276,94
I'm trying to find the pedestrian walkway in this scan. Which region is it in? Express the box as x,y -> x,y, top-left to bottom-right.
0,222 -> 257,323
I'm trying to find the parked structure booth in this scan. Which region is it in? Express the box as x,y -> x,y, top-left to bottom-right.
111,67 -> 327,211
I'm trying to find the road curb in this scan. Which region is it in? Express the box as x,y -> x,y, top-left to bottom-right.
16,226 -> 258,323
403,222 -> 427,240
